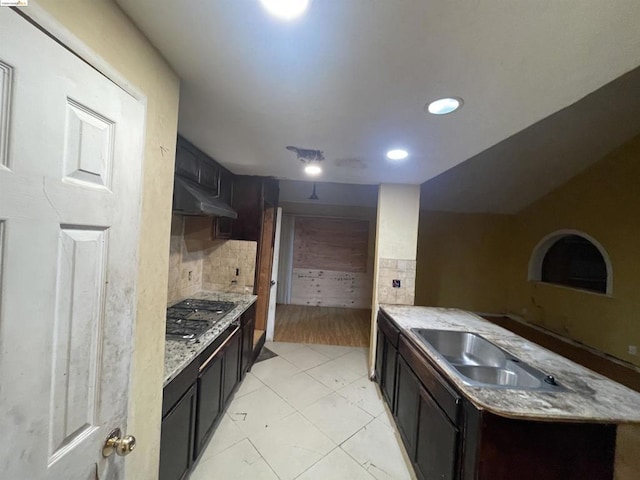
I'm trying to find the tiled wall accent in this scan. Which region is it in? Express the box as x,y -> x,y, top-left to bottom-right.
377,258 -> 416,305
167,215 -> 204,304
202,239 -> 257,294
168,215 -> 258,301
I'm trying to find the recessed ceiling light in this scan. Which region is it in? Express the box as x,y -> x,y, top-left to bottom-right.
260,0 -> 310,20
305,164 -> 322,175
386,149 -> 409,161
427,97 -> 463,115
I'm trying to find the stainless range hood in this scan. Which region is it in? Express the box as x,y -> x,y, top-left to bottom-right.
173,175 -> 237,218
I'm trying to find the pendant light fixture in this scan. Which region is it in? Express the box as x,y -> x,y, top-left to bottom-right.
308,182 -> 319,200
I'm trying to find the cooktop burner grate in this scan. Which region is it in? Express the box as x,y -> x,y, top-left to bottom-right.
165,298 -> 235,342
165,317 -> 212,342
171,299 -> 235,313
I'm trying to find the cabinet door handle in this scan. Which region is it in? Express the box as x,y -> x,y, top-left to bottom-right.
199,325 -> 240,372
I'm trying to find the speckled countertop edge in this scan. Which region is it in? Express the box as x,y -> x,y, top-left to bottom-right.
163,292 -> 257,387
381,305 -> 640,424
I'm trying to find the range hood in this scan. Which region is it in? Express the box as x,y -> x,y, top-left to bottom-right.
173,175 -> 237,218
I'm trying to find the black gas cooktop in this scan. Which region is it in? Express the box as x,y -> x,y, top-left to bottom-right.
166,299 -> 235,342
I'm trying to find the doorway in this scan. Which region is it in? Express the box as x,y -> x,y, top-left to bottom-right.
273,214 -> 374,347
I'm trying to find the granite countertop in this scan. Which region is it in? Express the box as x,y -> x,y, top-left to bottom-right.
163,291 -> 257,387
381,305 -> 640,423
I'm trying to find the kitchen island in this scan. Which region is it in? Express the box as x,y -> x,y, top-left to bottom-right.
376,305 -> 640,480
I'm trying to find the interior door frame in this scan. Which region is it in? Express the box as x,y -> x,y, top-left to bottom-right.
14,2 -> 147,104
9,0 -> 148,452
265,207 -> 283,340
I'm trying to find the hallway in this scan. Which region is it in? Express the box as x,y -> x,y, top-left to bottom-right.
189,341 -> 415,480
274,305 -> 371,347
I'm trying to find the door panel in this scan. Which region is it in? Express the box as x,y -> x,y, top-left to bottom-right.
0,60 -> 10,169
49,227 -> 107,459
0,9 -> 144,480
63,100 -> 114,188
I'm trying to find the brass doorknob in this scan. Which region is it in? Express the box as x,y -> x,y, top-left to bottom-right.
103,428 -> 137,457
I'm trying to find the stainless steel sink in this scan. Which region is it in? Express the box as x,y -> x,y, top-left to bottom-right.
411,328 -> 563,391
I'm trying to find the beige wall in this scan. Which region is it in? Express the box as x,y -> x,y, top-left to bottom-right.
374,184 -> 421,305
34,1 -> 180,479
416,134 -> 640,368
506,134 -> 640,367
370,184 -> 421,372
376,184 -> 421,260
168,215 -> 204,304
415,211 -> 512,312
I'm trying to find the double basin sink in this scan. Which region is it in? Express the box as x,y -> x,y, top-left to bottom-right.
411,329 -> 563,391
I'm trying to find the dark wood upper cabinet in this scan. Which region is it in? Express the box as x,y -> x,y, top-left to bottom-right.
230,176 -> 263,241
230,176 -> 279,241
175,136 -> 231,198
175,143 -> 199,182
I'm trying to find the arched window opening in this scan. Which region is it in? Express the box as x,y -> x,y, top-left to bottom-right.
529,230 -> 612,295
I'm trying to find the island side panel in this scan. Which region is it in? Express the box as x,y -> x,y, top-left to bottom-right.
615,424 -> 640,480
476,414 -> 616,480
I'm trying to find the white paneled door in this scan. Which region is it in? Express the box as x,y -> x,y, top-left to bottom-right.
0,9 -> 144,480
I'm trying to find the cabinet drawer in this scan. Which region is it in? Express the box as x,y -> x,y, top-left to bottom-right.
378,310 -> 400,347
163,359 -> 199,418
399,335 -> 461,424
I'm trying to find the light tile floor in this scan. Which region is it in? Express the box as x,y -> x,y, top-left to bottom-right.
190,341 -> 417,480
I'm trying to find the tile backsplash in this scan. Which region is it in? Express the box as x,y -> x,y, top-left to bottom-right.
377,258 -> 416,305
202,239 -> 257,294
167,215 -> 257,303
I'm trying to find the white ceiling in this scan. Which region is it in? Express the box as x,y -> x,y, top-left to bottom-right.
279,180 -> 378,208
420,66 -> 640,213
117,0 -> 640,191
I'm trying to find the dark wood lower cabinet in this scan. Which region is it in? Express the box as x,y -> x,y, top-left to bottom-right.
222,331 -> 241,405
377,311 -> 400,410
375,310 -> 617,480
195,350 -> 224,458
381,340 -> 397,407
394,356 -> 419,457
415,384 -> 459,480
159,384 -> 196,480
161,319 -> 253,480
241,305 -> 256,378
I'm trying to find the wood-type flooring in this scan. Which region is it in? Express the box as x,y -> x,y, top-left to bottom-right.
274,305 -> 371,347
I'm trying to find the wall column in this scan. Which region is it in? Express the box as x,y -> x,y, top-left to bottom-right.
369,184 -> 420,374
